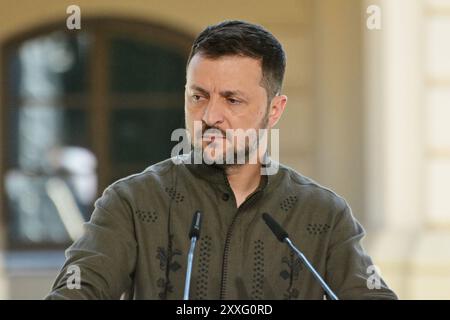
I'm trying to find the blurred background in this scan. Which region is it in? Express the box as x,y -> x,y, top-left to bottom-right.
0,0 -> 449,299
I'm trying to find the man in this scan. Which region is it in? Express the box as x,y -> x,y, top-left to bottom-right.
46,20 -> 397,300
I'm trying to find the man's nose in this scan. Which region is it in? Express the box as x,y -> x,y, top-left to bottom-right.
202,97 -> 224,127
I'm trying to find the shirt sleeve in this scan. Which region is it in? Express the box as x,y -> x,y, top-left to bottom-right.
44,185 -> 137,300
325,204 -> 398,300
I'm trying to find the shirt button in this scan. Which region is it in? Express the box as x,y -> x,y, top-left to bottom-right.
222,193 -> 230,201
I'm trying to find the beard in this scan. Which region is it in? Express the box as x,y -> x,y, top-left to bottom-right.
189,109 -> 270,169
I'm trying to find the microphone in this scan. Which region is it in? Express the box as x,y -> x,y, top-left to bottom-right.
189,210 -> 202,239
183,210 -> 202,300
262,213 -> 339,300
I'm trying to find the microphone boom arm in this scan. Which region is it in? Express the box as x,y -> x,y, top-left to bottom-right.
183,210 -> 202,300
262,212 -> 339,300
284,238 -> 338,300
183,236 -> 198,300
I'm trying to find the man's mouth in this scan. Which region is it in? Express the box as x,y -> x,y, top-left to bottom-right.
202,133 -> 225,143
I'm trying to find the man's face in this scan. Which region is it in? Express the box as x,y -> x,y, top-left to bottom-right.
185,53 -> 272,165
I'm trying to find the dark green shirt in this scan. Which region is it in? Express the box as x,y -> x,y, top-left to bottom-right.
46,153 -> 397,300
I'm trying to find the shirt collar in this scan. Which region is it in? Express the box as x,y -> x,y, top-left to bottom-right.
182,151 -> 279,191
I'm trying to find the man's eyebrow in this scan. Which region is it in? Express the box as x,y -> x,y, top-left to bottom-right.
188,85 -> 209,97
220,90 -> 249,100
188,85 -> 249,100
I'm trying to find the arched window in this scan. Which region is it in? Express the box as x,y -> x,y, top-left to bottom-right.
1,18 -> 192,249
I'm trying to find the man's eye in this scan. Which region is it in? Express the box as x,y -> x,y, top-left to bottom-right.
227,98 -> 241,105
192,95 -> 202,102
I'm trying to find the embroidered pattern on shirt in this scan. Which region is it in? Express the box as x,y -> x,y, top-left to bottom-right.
195,235 -> 212,300
252,239 -> 265,299
280,195 -> 298,212
280,251 -> 303,300
306,223 -> 330,235
165,186 -> 185,203
135,209 -> 158,223
156,242 -> 182,299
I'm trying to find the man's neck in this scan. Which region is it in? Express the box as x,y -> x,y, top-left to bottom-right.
225,162 -> 262,207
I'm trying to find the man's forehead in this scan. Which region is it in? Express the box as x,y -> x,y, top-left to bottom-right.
186,54 -> 264,92
187,54 -> 262,77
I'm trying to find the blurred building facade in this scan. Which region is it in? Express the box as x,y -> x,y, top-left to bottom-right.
0,0 -> 448,299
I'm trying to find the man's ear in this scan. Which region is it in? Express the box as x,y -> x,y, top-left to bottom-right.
268,94 -> 288,128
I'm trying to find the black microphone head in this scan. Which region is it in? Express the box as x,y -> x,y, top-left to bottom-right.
188,210 -> 202,239
262,213 -> 289,242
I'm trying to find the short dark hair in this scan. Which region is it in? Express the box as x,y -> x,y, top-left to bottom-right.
186,20 -> 286,101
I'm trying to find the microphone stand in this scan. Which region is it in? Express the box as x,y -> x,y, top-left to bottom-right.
262,213 -> 339,300
183,211 -> 202,300
284,238 -> 338,300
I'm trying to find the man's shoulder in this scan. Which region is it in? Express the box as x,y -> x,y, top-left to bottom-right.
105,156 -> 185,195
277,162 -> 348,213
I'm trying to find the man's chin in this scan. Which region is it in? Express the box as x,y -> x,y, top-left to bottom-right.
202,148 -> 254,167
192,143 -> 256,166
201,148 -> 229,165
